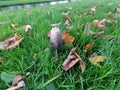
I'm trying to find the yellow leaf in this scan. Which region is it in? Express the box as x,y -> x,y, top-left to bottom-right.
88,54 -> 105,67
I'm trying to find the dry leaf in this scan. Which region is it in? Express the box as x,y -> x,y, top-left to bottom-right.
62,12 -> 71,25
62,30 -> 75,45
84,23 -> 95,36
0,33 -> 23,50
86,43 -> 94,51
0,57 -> 4,63
62,48 -> 86,73
22,25 -> 32,32
107,12 -> 113,18
33,53 -> 37,60
93,19 -> 107,29
88,53 -> 105,67
93,31 -> 104,37
89,7 -> 96,13
12,75 -> 25,86
113,5 -> 120,13
47,32 -> 50,38
65,16 -> 71,25
0,22 -> 7,25
11,24 -> 17,28
80,7 -> 96,17
7,75 -> 26,90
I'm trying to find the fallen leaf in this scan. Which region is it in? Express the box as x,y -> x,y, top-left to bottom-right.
62,30 -> 75,45
88,53 -> 105,67
62,48 -> 86,73
33,53 -> 37,60
86,43 -> 94,51
80,7 -> 96,17
11,24 -> 17,28
0,33 -> 23,50
22,25 -> 32,32
12,75 -> 25,86
0,22 -> 7,25
65,16 -> 71,25
113,5 -> 120,13
107,12 -> 113,18
89,7 -> 96,13
47,32 -> 50,38
84,23 -> 94,36
93,19 -> 107,29
6,75 -> 26,90
62,12 -> 71,25
93,31 -> 104,37
7,81 -> 26,90
0,57 -> 5,63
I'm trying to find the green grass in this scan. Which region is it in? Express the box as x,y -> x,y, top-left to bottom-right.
0,0 -> 120,90
0,0 -> 53,7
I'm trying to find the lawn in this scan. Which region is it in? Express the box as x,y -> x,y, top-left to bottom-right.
0,0 -> 120,90
0,0 -> 53,7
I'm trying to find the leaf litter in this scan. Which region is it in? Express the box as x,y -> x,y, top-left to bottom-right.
0,33 -> 23,50
62,48 -> 86,73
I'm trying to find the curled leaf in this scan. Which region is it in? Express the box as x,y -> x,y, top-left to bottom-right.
93,19 -> 107,29
12,75 -> 25,86
113,5 -> 120,13
62,48 -> 86,73
22,25 -> 32,32
80,7 -> 96,17
7,75 -> 26,90
107,12 -> 113,18
0,33 -> 23,50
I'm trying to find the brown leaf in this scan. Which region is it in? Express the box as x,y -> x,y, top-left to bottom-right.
62,48 -> 86,73
84,23 -> 93,36
93,19 -> 107,29
7,81 -> 26,90
107,12 -> 113,18
86,43 -> 94,51
62,30 -> 75,45
80,7 -> 96,17
22,25 -> 32,32
7,75 -> 26,90
65,16 -> 71,25
0,33 -> 23,50
12,75 -> 25,86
